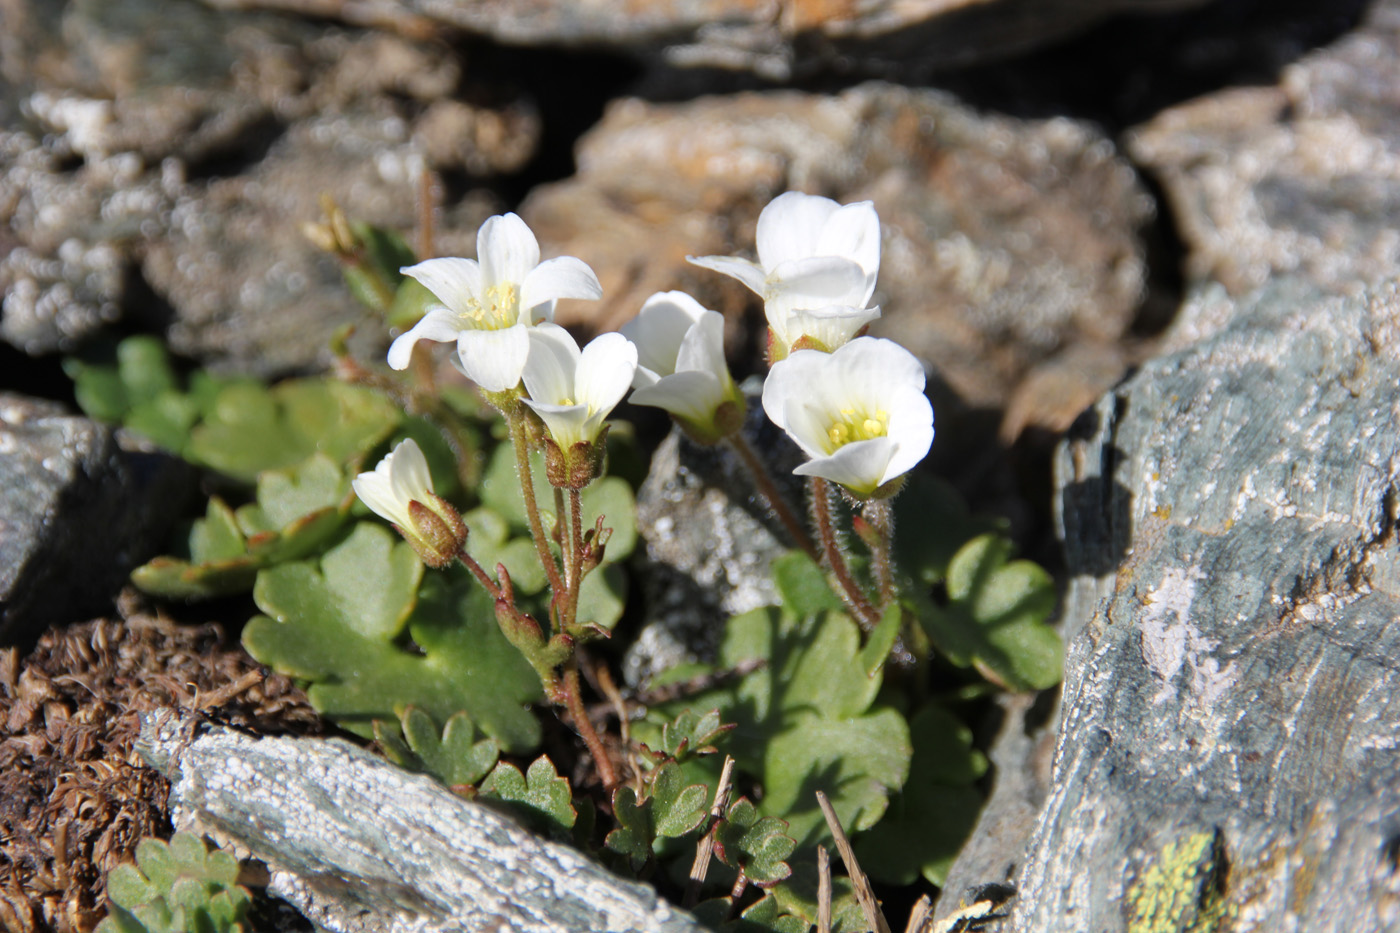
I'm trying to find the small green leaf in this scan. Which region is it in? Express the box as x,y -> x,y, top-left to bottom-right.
853,704 -> 988,886
650,762 -> 709,839
244,532 -> 541,750
731,892 -> 810,933
605,785 -> 654,870
189,499 -> 246,564
920,534 -> 1062,692
772,551 -> 843,619
659,709 -> 733,763
393,707 -> 500,788
480,757 -> 576,837
770,863 -> 867,933
714,798 -> 795,887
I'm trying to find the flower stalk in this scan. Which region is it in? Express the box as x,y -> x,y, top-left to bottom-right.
810,477 -> 879,631
725,432 -> 819,561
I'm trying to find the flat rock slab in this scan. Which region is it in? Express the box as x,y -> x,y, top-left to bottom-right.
1022,275 -> 1400,930
138,711 -> 708,933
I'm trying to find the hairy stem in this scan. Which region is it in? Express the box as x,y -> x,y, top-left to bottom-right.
562,658 -> 617,790
810,478 -> 879,630
456,549 -> 502,601
505,405 -> 566,606
563,488 -> 586,628
863,498 -> 898,612
726,433 -> 819,559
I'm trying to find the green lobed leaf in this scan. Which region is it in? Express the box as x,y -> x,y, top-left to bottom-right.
769,863 -> 867,933
188,378 -> 400,482
386,707 -> 501,788
605,785 -> 655,871
244,530 -> 541,750
659,708 -> 732,763
713,798 -> 795,887
649,762 -> 709,839
480,757 -> 577,837
919,533 -> 1063,692
676,607 -> 912,851
853,704 -> 988,886
771,551 -> 844,619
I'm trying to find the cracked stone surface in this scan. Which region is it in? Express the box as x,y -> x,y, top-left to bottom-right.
1006,278 -> 1400,930
138,710 -> 708,933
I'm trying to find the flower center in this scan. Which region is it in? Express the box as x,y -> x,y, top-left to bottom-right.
460,282 -> 520,330
826,407 -> 888,451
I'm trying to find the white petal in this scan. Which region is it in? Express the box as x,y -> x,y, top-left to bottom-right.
765,256 -> 872,316
519,256 -> 602,313
761,351 -> 826,434
794,438 -> 899,498
825,337 -> 926,404
629,371 -> 725,424
522,399 -> 592,448
815,200 -> 881,277
352,471 -> 405,527
783,305 -> 881,351
620,291 -> 708,378
457,325 -> 531,392
879,389 -> 934,484
755,192 -> 840,270
478,213 -> 540,289
387,438 -> 433,505
674,309 -> 731,384
574,332 -> 637,416
387,306 -> 466,370
522,323 -> 581,405
400,258 -> 481,315
686,255 -> 767,296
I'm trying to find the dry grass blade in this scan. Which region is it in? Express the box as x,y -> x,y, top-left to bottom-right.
817,844 -> 832,933
684,755 -> 735,908
815,790 -> 891,933
904,894 -> 932,933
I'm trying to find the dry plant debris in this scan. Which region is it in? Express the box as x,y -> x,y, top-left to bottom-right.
0,609 -> 320,933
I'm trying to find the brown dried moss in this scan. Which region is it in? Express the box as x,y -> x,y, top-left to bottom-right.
0,609 -> 320,932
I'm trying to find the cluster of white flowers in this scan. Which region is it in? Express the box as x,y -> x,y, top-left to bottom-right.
357,192 -> 933,533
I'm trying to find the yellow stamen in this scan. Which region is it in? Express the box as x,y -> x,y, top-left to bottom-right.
460,282 -> 520,330
825,407 -> 889,451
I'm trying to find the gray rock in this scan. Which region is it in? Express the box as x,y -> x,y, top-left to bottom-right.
625,394 -> 807,686
198,0 -> 1209,80
0,0 -> 533,372
138,710 -> 709,933
1127,0 -> 1400,296
528,83 -> 1152,431
0,394 -> 193,645
1010,276 -> 1400,930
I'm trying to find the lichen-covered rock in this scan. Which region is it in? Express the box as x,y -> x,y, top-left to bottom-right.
1014,274 -> 1400,930
527,83 -> 1153,430
0,395 -> 193,645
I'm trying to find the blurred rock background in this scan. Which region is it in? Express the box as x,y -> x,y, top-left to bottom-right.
5,0 -> 1400,928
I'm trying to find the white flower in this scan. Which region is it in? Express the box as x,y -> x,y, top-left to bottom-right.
688,192 -> 881,357
353,438 -> 465,565
762,337 -> 933,498
387,213 -> 602,392
521,324 -> 637,449
621,291 -> 745,441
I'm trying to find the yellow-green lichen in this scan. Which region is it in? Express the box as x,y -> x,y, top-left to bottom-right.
1127,828 -> 1236,933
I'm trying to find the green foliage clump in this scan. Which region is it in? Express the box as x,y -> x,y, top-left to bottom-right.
97,834 -> 250,933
